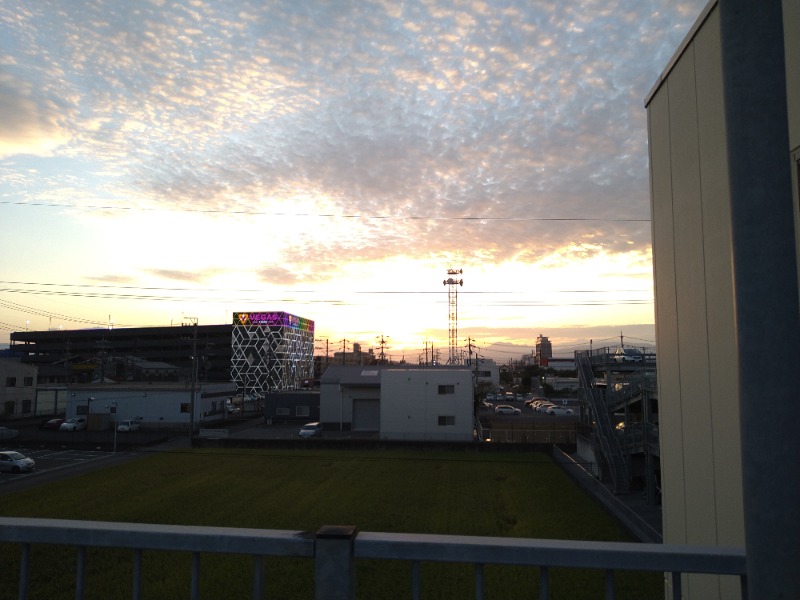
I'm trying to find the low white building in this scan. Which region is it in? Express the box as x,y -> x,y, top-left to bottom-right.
380,369 -> 474,441
64,382 -> 237,430
320,366 -> 475,441
471,358 -> 500,392
541,357 -> 576,371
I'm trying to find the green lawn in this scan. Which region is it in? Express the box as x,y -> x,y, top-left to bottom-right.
0,448 -> 663,599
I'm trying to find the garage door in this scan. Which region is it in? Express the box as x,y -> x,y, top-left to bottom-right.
352,398 -> 380,431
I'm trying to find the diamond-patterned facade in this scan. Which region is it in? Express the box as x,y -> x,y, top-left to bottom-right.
231,311 -> 314,394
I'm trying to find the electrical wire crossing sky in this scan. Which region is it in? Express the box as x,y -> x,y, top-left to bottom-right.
0,0 -> 705,358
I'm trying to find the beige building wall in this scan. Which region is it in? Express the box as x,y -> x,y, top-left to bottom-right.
646,1 -> 798,598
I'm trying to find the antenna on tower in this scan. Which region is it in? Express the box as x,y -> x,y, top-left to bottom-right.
376,334 -> 390,365
443,268 -> 464,365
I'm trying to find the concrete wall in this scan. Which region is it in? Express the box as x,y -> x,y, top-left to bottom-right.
646,2 -> 798,598
380,369 -> 473,441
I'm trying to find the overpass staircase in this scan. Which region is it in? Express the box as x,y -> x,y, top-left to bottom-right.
576,351 -> 629,493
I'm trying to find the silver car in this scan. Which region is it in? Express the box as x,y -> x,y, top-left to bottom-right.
299,422 -> 323,438
613,347 -> 643,363
0,451 -> 35,473
494,405 -> 521,416
60,417 -> 87,431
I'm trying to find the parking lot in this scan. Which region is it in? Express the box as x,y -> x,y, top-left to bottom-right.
0,446 -> 108,486
0,438 -> 187,494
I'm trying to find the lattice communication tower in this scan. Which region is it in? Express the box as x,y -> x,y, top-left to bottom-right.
442,268 -> 463,364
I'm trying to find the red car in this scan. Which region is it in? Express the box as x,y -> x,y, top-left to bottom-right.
41,418 -> 65,430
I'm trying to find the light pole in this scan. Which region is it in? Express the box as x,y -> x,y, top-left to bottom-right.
111,401 -> 118,453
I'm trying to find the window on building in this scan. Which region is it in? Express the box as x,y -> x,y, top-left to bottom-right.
5,377 -> 16,387
180,403 -> 190,413
23,376 -> 34,386
276,407 -> 290,416
22,399 -> 32,413
437,415 -> 455,426
437,385 -> 455,395
296,406 -> 310,417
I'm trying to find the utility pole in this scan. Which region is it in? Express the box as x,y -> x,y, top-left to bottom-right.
466,337 -> 475,367
340,339 -> 349,365
376,334 -> 390,365
183,317 -> 198,440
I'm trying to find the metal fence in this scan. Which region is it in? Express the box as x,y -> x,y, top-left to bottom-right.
0,517 -> 746,600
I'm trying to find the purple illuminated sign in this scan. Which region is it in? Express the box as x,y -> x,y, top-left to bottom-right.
233,311 -> 314,332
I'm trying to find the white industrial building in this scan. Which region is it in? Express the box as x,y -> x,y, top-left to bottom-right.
320,366 -> 475,441
63,382 -> 237,430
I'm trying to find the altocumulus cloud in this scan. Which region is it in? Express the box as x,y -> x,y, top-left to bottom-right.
0,0 -> 705,271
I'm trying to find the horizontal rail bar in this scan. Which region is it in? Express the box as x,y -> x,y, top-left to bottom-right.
0,517 -> 314,557
354,531 -> 746,575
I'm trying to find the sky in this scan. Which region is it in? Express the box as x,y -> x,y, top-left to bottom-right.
0,0 -> 706,362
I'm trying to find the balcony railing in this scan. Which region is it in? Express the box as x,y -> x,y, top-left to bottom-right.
0,517 -> 746,600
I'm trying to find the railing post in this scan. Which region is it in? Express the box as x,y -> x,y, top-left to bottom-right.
19,543 -> 30,600
315,525 -> 357,600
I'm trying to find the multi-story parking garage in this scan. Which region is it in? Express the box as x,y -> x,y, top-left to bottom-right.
9,311 -> 315,397
9,324 -> 233,383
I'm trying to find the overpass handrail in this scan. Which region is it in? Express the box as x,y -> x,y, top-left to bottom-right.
0,517 -> 746,600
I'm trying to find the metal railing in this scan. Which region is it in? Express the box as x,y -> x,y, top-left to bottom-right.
0,517 -> 747,600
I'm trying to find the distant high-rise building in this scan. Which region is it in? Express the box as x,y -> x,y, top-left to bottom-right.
535,334 -> 552,366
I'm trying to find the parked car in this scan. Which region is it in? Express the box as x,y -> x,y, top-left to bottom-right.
536,403 -> 556,413
494,405 -> 521,416
546,406 -> 574,416
299,422 -> 323,438
59,417 -> 87,431
0,451 -> 35,473
41,418 -> 65,430
0,427 -> 19,440
117,420 -> 140,432
480,400 -> 493,410
613,347 -> 643,363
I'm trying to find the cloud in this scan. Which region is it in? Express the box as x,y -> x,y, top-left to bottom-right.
145,268 -> 221,283
0,72 -> 71,158
1,0 -> 706,283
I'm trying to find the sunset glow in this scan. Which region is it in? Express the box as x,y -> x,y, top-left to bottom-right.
0,0 -> 706,359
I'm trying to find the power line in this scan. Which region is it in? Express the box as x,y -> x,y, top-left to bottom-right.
0,281 -> 652,305
0,200 -> 651,223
